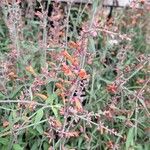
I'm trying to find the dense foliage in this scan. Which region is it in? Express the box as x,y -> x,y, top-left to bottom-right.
0,0 -> 149,150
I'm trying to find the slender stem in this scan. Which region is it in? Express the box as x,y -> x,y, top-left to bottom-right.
89,68 -> 96,104
15,119 -> 48,131
65,1 -> 72,48
0,100 -> 49,107
75,114 -> 123,138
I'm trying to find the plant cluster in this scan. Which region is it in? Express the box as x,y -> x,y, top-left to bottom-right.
0,0 -> 149,150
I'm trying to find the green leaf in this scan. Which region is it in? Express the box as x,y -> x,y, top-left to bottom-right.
46,93 -> 57,105
0,25 -> 5,37
0,137 -> 8,145
0,93 -> 5,99
136,144 -> 143,150
126,127 -> 134,150
78,137 -> 83,148
43,142 -> 49,150
88,37 -> 96,52
46,83 -> 53,95
31,142 -> 38,150
51,106 -> 58,118
115,116 -> 126,120
9,85 -> 23,99
13,144 -> 23,150
35,124 -> 43,134
34,108 -> 44,128
28,128 -> 38,136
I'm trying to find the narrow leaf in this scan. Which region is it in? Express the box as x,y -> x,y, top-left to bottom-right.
34,109 -> 44,128
126,127 -> 134,150
13,144 -> 23,150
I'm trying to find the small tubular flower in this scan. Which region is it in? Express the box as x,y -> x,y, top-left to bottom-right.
78,69 -> 87,79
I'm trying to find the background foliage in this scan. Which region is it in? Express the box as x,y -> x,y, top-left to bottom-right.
0,0 -> 149,150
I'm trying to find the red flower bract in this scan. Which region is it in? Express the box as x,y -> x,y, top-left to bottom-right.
106,84 -> 118,94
